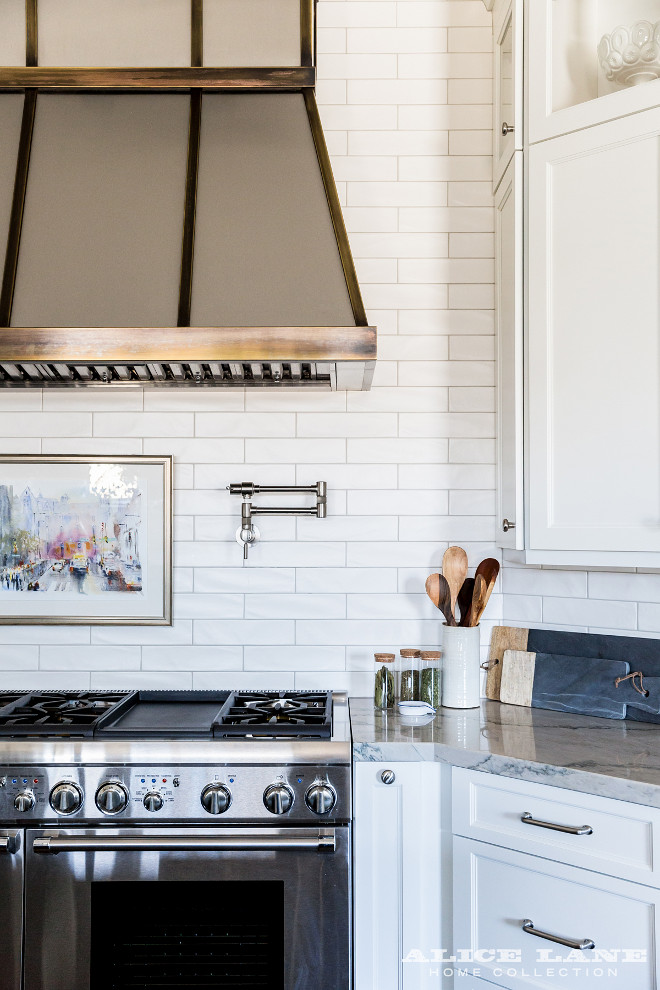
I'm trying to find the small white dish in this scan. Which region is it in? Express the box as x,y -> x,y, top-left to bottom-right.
397,701 -> 437,723
398,700 -> 436,715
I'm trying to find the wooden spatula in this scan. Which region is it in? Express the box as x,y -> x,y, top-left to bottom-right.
425,573 -> 455,626
457,576 -> 475,626
442,546 -> 468,625
469,573 -> 489,626
474,557 -> 500,603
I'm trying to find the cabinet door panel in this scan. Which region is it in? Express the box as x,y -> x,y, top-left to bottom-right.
526,0 -> 660,144
496,153 -> 523,549
528,107 -> 660,554
493,0 -> 523,192
453,837 -> 660,990
353,762 -> 446,990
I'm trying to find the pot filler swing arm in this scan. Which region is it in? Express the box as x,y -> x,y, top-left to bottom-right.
227,482 -> 327,558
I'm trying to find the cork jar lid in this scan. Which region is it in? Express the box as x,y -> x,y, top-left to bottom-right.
400,649 -> 421,658
421,651 -> 441,659
374,653 -> 395,662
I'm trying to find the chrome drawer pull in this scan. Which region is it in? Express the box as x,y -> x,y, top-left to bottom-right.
522,919 -> 594,951
33,831 -> 336,855
521,812 -> 593,835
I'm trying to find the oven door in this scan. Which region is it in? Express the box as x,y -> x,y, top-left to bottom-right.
25,825 -> 350,990
0,830 -> 23,990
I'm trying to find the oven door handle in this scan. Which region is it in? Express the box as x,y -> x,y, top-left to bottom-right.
0,835 -> 17,854
32,830 -> 336,855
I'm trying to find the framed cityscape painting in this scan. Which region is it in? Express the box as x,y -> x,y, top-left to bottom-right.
0,455 -> 172,625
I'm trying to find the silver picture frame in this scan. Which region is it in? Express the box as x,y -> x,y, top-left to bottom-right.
0,454 -> 172,625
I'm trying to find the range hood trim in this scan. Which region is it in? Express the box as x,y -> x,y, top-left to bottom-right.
0,325 -> 377,363
0,66 -> 316,90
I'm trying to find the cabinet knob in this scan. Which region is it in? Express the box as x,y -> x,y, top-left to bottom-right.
502,122 -> 514,136
380,770 -> 396,785
502,519 -> 516,532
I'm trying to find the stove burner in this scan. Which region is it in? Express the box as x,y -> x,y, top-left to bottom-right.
214,691 -> 332,739
0,692 -> 130,733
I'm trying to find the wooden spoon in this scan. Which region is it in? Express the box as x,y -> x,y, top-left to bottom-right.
474,557 -> 500,606
425,573 -> 455,626
457,576 -> 475,627
442,546 -> 468,625
469,573 -> 490,627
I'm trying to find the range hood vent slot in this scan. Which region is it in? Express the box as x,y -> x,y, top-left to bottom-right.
0,360 -> 343,388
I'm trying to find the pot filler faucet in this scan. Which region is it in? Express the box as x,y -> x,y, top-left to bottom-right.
227,482 -> 327,559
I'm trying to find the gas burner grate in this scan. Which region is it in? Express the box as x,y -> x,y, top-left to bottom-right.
0,691 -> 131,736
214,691 -> 332,739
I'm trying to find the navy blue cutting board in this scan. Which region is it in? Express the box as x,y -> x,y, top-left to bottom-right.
531,653 -> 629,719
526,628 -> 660,724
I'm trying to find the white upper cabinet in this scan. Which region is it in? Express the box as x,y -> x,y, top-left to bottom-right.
493,0 -> 523,191
527,106 -> 660,561
495,153 -> 524,550
527,0 -> 660,144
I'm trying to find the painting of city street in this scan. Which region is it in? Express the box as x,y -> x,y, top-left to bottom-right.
0,456 -> 172,624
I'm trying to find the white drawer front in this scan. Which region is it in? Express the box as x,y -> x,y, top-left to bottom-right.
452,768 -> 658,885
453,837 -> 659,990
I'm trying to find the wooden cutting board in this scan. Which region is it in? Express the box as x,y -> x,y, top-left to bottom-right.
485,626 -> 529,701
500,650 -> 631,719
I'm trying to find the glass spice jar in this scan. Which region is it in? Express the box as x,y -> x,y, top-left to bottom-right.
420,651 -> 441,708
398,649 -> 421,701
374,653 -> 395,711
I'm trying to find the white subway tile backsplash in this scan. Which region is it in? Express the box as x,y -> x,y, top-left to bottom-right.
0,413 -> 91,437
245,595 -> 346,620
0,645 -> 39,670
12,3 -> 652,691
296,568 -> 397,594
503,568 -> 588,599
142,646 -> 243,670
347,27 -> 448,53
94,412 -> 194,437
543,597 -> 637,631
244,646 -> 346,671
173,594 -> 244,620
40,646 -> 141,670
399,412 -> 494,438
348,437 -> 448,464
398,52 -> 492,79
194,620 -> 295,646
195,413 -> 296,438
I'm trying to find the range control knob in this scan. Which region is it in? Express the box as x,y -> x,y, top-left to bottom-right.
143,792 -> 163,813
95,782 -> 128,816
201,783 -> 231,815
263,783 -> 294,816
14,791 -> 35,813
305,782 -> 337,816
50,782 -> 83,816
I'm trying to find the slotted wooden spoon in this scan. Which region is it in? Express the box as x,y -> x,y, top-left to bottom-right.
425,573 -> 455,626
442,546 -> 468,625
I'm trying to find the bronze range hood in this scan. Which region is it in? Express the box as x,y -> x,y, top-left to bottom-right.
0,1 -> 375,390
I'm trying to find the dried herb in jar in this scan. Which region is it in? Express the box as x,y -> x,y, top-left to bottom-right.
398,649 -> 421,702
420,651 -> 441,708
374,653 -> 395,710
399,668 -> 420,702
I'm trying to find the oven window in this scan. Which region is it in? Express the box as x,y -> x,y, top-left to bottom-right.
91,880 -> 284,989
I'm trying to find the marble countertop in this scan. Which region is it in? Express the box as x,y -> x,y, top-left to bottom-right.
350,698 -> 660,808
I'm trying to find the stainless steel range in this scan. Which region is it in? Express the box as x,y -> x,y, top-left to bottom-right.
0,689 -> 351,990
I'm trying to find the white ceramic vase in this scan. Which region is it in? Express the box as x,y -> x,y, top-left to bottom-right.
441,624 -> 480,709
